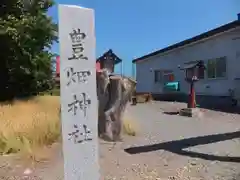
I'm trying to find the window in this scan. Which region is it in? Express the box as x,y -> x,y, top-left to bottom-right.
216,57 -> 227,78
163,70 -> 174,83
154,70 -> 174,83
207,59 -> 216,78
207,57 -> 227,79
154,70 -> 162,83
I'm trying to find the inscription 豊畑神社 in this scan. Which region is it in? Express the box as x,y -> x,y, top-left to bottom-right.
68,124 -> 92,144
68,28 -> 88,61
68,93 -> 91,116
64,67 -> 91,86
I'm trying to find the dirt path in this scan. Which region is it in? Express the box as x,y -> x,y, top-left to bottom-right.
124,102 -> 240,180
1,102 -> 240,180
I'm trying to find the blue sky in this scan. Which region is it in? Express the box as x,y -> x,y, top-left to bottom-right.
48,0 -> 240,77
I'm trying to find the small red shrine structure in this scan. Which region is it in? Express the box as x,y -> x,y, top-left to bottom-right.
96,49 -> 122,73
180,60 -> 205,108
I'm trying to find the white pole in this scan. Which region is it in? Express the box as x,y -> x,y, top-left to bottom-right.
132,63 -> 135,79
58,4 -> 99,180
121,60 -> 123,76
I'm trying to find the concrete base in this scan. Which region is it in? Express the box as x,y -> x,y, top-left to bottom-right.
237,100 -> 240,107
179,108 -> 203,118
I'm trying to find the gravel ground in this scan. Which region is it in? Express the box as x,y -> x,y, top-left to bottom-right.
1,101 -> 240,180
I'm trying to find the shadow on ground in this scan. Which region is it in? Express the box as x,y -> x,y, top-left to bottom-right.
125,131 -> 240,163
163,111 -> 179,115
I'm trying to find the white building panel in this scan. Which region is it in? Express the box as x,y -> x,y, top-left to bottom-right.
136,27 -> 240,97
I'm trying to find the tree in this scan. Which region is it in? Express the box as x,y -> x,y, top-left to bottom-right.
0,0 -> 57,100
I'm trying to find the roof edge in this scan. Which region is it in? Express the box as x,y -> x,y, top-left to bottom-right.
132,20 -> 240,63
96,49 -> 122,64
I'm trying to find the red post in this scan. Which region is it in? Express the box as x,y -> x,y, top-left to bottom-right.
188,82 -> 196,108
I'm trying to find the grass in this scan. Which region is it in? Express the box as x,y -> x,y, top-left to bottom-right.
0,96 -> 61,155
123,118 -> 137,136
0,95 -> 137,155
40,88 -> 60,96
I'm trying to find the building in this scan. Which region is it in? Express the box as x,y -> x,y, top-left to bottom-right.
132,13 -> 240,107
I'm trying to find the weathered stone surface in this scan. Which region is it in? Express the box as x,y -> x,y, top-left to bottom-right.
97,69 -> 136,141
179,108 -> 203,118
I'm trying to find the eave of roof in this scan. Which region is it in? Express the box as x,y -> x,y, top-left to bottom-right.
132,20 -> 240,63
96,56 -> 122,64
96,49 -> 122,64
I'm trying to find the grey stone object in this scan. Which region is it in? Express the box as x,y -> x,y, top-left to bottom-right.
179,108 -> 203,118
97,69 -> 136,141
